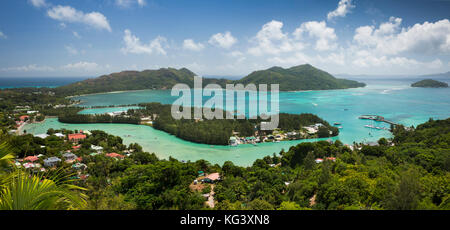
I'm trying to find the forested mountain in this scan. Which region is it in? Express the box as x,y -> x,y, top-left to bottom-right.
55,67 -> 232,96
411,79 -> 448,88
237,64 -> 366,91
54,64 -> 365,96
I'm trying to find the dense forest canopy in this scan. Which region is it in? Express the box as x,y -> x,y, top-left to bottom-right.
58,102 -> 339,145
1,117 -> 448,210
411,79 -> 448,88
237,64 -> 366,91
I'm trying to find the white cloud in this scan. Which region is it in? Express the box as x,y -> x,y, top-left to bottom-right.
121,29 -> 167,55
183,39 -> 205,51
353,17 -> 450,55
229,51 -> 244,57
65,45 -> 78,55
248,20 -> 303,56
208,31 -> 237,49
327,0 -> 355,21
1,62 -> 110,74
294,21 -> 337,51
267,53 -> 311,66
0,31 -> 6,39
1,64 -> 55,72
72,31 -> 81,39
47,5 -> 112,32
137,0 -> 146,7
267,51 -> 346,67
29,0 -> 47,8
61,62 -> 100,71
354,56 -> 443,70
116,0 -> 146,8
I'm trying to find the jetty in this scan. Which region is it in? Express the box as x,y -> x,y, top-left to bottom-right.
359,115 -> 399,127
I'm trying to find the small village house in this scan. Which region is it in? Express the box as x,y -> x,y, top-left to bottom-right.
68,133 -> 87,143
106,153 -> 125,159
43,157 -> 61,167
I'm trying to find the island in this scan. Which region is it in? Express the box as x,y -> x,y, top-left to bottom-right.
237,64 -> 366,91
54,64 -> 366,96
411,79 -> 448,88
57,102 -> 339,145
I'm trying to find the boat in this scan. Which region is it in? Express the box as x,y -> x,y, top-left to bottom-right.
334,122 -> 341,125
338,126 -> 343,129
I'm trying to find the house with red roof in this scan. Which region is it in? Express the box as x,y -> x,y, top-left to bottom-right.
315,157 -> 336,163
19,115 -> 29,122
206,173 -> 220,181
326,157 -> 336,162
24,155 -> 39,162
68,133 -> 86,143
106,153 -> 125,159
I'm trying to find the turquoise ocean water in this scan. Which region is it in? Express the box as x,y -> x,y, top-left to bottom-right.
23,78 -> 450,166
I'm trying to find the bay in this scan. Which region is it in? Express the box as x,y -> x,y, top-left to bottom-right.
23,78 -> 450,166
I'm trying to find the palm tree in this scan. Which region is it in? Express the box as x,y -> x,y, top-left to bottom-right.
0,169 -> 88,210
0,142 -> 88,210
0,142 -> 14,167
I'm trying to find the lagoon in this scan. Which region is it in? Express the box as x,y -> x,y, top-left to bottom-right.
23,78 -> 450,166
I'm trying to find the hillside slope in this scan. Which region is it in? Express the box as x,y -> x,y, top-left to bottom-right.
411,79 -> 448,88
237,64 -> 366,91
55,64 -> 366,95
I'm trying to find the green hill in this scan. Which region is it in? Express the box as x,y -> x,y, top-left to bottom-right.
411,79 -> 448,88
55,67 -> 232,96
55,64 -> 365,96
237,64 -> 365,91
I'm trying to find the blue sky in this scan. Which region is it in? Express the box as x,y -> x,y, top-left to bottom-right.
0,0 -> 449,77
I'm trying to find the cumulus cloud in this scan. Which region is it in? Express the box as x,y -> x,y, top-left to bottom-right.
29,0 -> 47,8
0,31 -> 6,39
121,29 -> 167,55
183,39 -> 205,51
116,0 -> 146,8
353,17 -> 450,55
61,61 -> 100,71
294,21 -> 337,51
47,5 -> 112,32
327,0 -> 355,21
208,31 -> 237,49
352,55 -> 443,70
248,20 -> 303,56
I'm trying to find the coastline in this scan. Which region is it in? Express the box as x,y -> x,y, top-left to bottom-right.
66,89 -> 161,99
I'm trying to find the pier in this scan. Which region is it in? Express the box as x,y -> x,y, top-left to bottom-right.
359,115 -> 399,127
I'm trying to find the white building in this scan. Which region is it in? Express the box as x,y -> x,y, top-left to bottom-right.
34,134 -> 49,139
54,133 -> 65,138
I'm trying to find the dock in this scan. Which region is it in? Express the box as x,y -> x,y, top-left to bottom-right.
359,115 -> 399,127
